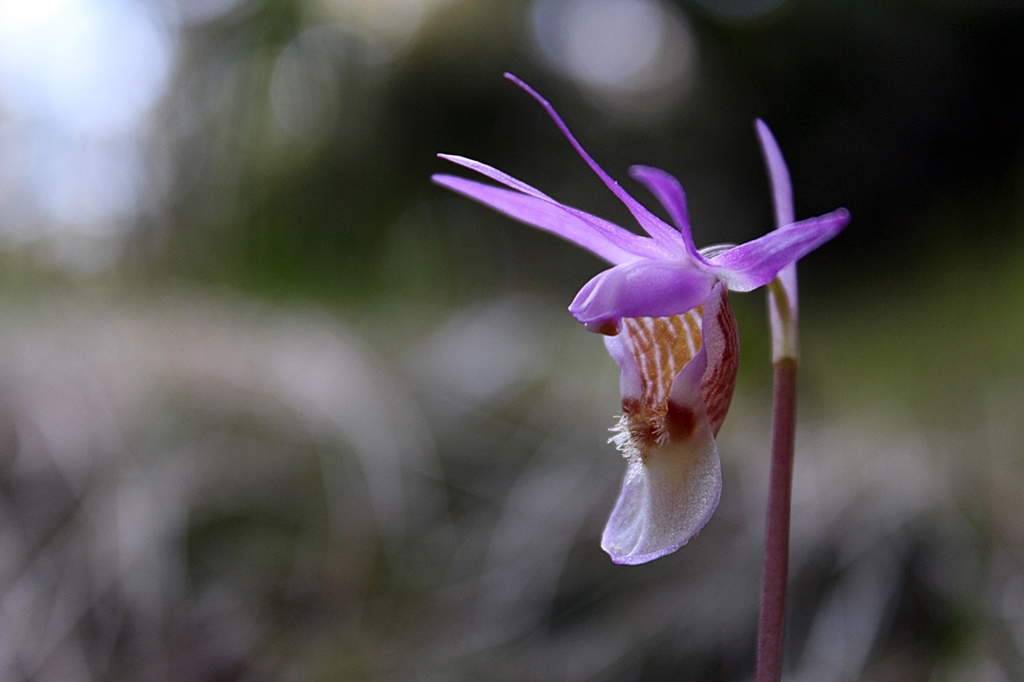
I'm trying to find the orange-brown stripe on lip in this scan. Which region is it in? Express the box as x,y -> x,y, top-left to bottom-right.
614,308 -> 703,459
622,308 -> 703,414
613,288 -> 739,458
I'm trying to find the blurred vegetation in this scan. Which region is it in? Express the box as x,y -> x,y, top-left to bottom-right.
1,0 -> 1024,680
138,0 -> 1024,303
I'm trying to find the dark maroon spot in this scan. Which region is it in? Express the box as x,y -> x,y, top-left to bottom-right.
666,400 -> 698,440
587,319 -> 620,336
621,397 -> 641,416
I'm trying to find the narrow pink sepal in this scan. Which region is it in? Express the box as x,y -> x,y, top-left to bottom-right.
432,174 -> 656,264
502,73 -> 687,252
706,209 -> 849,292
755,120 -> 800,362
627,165 -> 704,264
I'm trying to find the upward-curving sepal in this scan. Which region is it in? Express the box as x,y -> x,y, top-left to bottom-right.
756,120 -> 800,362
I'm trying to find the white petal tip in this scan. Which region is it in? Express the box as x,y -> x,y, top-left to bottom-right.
603,536 -> 693,565
600,432 -> 722,565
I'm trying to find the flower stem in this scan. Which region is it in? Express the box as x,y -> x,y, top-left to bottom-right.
755,357 -> 797,682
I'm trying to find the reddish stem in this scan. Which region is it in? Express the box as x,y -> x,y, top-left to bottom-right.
755,358 -> 798,682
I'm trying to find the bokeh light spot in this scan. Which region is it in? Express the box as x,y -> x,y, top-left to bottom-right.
531,0 -> 697,121
563,0 -> 664,87
0,0 -> 175,266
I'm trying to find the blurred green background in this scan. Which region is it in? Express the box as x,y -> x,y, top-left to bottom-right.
1,0 -> 1023,680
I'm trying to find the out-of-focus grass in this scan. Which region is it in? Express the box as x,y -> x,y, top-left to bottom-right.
806,232 -> 1024,427
0,260 -> 1021,679
0,0 -> 1022,676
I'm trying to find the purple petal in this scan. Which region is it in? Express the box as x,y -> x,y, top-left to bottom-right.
754,121 -> 794,229
568,259 -> 717,331
755,119 -> 798,314
756,120 -> 801,359
601,347 -> 721,564
438,154 -> 555,201
433,174 -> 660,264
503,73 -> 686,252
627,165 -> 704,264
707,209 -> 850,292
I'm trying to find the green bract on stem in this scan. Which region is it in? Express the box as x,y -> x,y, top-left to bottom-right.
768,273 -> 798,365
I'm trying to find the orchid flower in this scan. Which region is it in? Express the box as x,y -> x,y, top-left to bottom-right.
432,74 -> 848,564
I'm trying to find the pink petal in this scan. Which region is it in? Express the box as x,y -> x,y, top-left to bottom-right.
755,120 -> 800,360
568,259 -> 717,332
503,73 -> 686,253
754,121 -> 794,229
627,165 -> 704,264
438,154 -> 556,201
432,174 -> 660,264
707,209 -> 850,292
